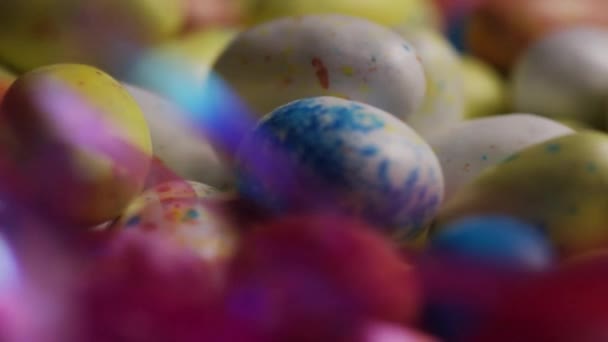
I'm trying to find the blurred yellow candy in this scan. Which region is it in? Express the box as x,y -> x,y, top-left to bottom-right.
0,0 -> 184,72
461,56 -> 508,119
0,64 -> 152,226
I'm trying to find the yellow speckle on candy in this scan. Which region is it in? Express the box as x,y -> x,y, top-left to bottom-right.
341,66 -> 355,76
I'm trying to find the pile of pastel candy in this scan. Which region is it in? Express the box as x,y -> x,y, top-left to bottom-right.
1,0 -> 608,341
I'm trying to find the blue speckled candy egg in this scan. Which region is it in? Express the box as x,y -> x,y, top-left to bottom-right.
236,96 -> 443,240
431,216 -> 555,271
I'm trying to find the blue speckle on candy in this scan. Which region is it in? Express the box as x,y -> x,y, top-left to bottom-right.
237,97 -> 443,235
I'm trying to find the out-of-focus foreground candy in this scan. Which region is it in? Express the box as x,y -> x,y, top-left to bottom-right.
0,64 -> 152,226
224,214 -> 421,341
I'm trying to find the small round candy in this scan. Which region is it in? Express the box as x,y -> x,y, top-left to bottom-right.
214,14 -> 427,124
431,216 -> 555,271
236,96 -> 443,239
429,114 -> 573,202
115,180 -> 237,262
512,27 -> 608,128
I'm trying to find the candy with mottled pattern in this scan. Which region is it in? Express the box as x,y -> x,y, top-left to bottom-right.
125,84 -> 234,189
437,132 -> 608,257
512,28 -> 608,129
0,64 -> 152,226
115,180 -> 237,262
393,28 -> 464,137
214,15 -> 427,124
236,96 -> 443,239
429,114 -> 573,201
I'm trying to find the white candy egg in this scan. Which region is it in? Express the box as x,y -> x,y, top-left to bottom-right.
214,14 -> 426,123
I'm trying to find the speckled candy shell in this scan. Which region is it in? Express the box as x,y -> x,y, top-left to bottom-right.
214,15 -> 426,123
116,180 -> 236,262
236,97 -> 443,240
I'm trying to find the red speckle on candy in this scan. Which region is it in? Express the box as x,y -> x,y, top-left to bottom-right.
312,57 -> 330,89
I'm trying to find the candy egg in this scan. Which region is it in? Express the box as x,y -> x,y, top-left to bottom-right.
245,0 -> 440,28
115,180 -> 237,262
0,64 -> 152,226
431,216 -> 555,271
429,114 -> 573,202
512,27 -> 608,129
124,84 -> 234,189
214,14 -> 427,124
76,230 -> 225,342
437,132 -> 608,257
236,96 -> 443,239
393,28 -> 464,138
0,0 -> 184,73
466,0 -> 608,72
461,56 -> 508,119
225,214 -> 421,340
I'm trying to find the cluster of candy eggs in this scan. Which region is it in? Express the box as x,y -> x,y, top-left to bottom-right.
3,0 -> 608,341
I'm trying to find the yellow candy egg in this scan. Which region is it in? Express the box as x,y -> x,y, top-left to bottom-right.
436,132 -> 608,256
0,64 -> 152,226
0,0 -> 184,72
461,56 -> 508,119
